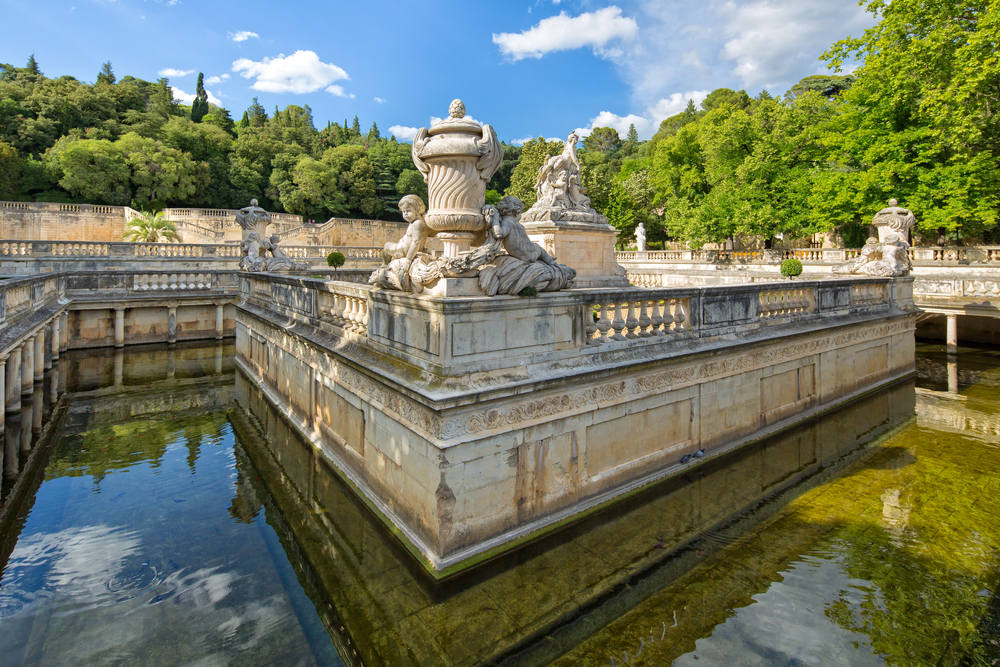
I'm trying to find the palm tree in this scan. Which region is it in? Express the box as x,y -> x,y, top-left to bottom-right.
123,210 -> 180,243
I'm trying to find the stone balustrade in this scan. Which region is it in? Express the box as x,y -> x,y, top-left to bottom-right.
617,246 -> 1000,265
0,239 -> 384,274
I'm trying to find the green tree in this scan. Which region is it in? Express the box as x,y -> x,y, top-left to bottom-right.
505,137 -> 563,208
96,61 -> 116,86
582,127 -> 622,157
368,121 -> 380,140
190,73 -> 209,123
122,209 -> 179,242
245,97 -> 268,128
785,74 -> 855,100
202,108 -> 236,136
701,88 -> 752,113
0,141 -> 22,199
49,137 -> 132,204
395,168 -> 427,202
822,0 -> 1000,240
117,132 -> 200,208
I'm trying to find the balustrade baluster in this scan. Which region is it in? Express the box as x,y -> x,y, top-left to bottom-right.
595,303 -> 612,343
624,301 -> 639,339
637,300 -> 652,337
609,302 -> 627,341
648,300 -> 664,335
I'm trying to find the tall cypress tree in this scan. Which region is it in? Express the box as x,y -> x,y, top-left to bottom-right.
25,54 -> 40,74
191,72 -> 209,123
97,61 -> 115,85
352,115 -> 361,136
369,122 -> 380,140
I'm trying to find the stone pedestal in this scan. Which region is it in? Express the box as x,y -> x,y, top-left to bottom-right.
521,215 -> 628,288
421,276 -> 485,297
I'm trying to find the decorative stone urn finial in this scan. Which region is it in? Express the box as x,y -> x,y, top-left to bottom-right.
411,101 -> 503,257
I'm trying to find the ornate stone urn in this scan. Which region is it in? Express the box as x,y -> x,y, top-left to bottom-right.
412,100 -> 502,256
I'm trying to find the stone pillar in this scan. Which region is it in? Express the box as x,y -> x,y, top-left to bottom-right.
6,347 -> 21,412
114,307 -> 125,348
167,348 -> 176,380
946,314 -> 958,354
60,311 -> 69,352
3,416 -> 17,479
215,342 -> 223,375
215,304 -> 224,340
33,331 -> 44,381
168,305 -> 177,344
49,369 -> 58,405
21,397 -> 33,449
51,318 -> 59,362
21,337 -> 34,396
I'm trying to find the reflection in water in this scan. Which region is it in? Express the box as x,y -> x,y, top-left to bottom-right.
0,343 -> 341,667
1,341 -> 998,666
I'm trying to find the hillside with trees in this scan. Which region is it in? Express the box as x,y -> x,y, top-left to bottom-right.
1,0 -> 997,243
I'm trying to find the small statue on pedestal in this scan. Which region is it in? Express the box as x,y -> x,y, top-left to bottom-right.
636,222 -> 646,252
235,199 -> 304,272
835,200 -> 915,277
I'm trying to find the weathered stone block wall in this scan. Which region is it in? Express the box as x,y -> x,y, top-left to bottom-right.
0,203 -> 126,242
67,304 -> 235,348
235,303 -> 915,567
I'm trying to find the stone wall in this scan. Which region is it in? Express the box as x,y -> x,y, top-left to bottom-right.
0,202 -> 127,242
234,274 -> 917,571
0,202 -> 303,244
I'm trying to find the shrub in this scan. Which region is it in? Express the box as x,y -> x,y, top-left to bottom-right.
518,286 -> 538,297
780,258 -> 803,277
327,251 -> 345,269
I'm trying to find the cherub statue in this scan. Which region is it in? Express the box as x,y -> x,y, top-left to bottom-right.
490,196 -> 556,265
263,234 -> 303,271
382,195 -> 430,266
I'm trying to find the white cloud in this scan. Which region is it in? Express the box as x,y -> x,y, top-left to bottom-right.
205,74 -> 230,85
326,85 -> 355,98
388,125 -> 418,141
228,30 -> 259,42
493,6 -> 638,61
158,68 -> 194,78
374,97 -> 385,104
571,90 -> 710,141
172,86 -> 221,106
719,0 -> 873,88
232,50 -> 349,94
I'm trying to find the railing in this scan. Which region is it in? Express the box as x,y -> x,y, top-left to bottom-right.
276,217 -> 407,242
586,296 -> 691,343
162,207 -> 301,224
759,288 -> 815,317
617,246 -> 1000,265
241,274 -> 374,337
0,274 -> 63,324
134,273 -> 214,290
0,239 -> 381,264
0,201 -> 125,215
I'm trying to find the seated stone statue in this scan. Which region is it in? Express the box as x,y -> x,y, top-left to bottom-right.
382,195 -> 429,266
834,234 -> 910,277
491,196 -> 556,265
263,235 -> 302,271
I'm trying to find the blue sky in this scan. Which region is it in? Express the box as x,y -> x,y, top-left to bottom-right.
0,0 -> 876,143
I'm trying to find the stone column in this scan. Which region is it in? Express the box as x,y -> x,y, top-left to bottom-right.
6,347 -> 21,412
43,324 -> 52,370
167,305 -> 178,344
21,337 -> 34,396
33,331 -> 44,381
60,311 -> 69,352
51,318 -> 59,362
167,348 -> 176,380
946,314 -> 958,354
215,342 -> 223,375
215,304 -> 225,340
114,307 -> 125,348
49,369 -> 58,405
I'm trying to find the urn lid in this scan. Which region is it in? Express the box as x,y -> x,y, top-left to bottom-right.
427,99 -> 482,136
